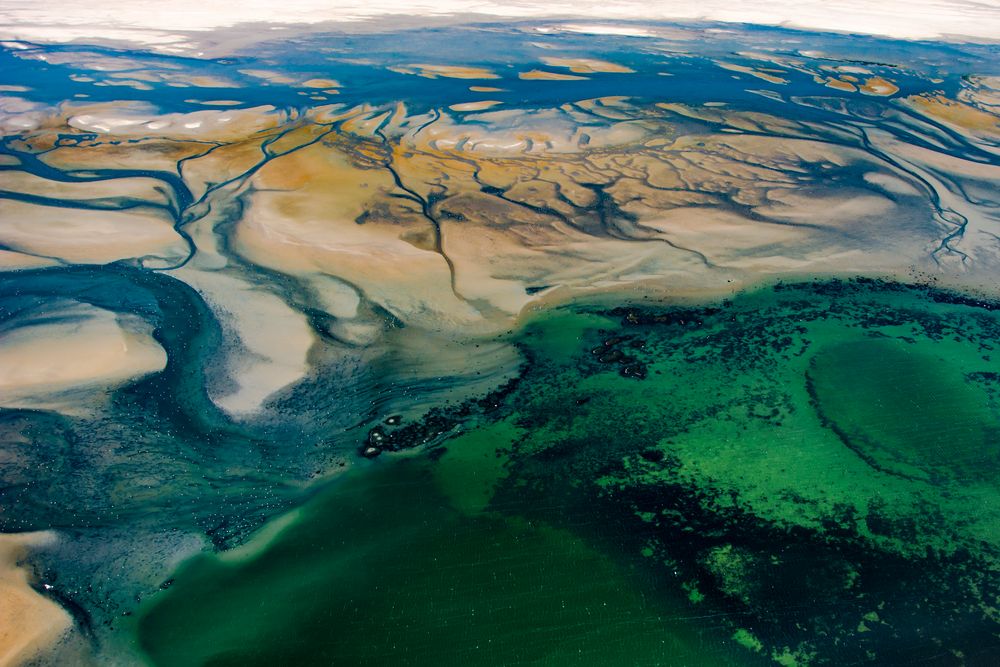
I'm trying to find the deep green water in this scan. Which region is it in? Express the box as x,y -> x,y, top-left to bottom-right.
136,279 -> 1000,665
137,460 -> 741,667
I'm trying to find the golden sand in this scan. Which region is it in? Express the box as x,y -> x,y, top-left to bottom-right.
519,70 -> 588,81
906,95 -> 1000,134
540,57 -> 634,74
301,78 -> 340,89
0,200 -> 184,264
448,100 -> 503,112
859,76 -> 899,96
0,533 -> 72,667
0,301 -> 167,411
6,97 -> 986,342
234,141 -> 486,330
824,78 -> 857,92
716,61 -> 788,85
389,64 -> 500,80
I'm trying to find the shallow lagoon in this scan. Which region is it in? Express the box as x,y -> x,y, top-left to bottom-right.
136,279 -> 1000,664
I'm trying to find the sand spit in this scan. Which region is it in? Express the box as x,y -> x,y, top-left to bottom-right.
449,100 -> 503,112
0,170 -> 172,207
519,70 -> 589,81
716,61 -> 788,84
389,64 -> 499,80
0,533 -> 72,666
540,57 -> 634,74
301,78 -> 340,89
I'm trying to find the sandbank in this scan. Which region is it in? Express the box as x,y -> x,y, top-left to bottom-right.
0,533 -> 71,667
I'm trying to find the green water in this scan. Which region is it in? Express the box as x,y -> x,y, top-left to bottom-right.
809,337 -> 999,481
137,280 -> 1000,665
137,460 -> 738,666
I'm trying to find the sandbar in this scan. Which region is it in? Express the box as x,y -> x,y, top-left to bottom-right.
0,533 -> 71,667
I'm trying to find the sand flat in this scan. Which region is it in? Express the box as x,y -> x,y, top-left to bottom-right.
0,301 -> 167,411
540,57 -> 634,74
905,94 -> 1000,135
0,533 -> 71,667
449,100 -> 502,112
0,170 -> 172,206
859,76 -> 899,96
390,64 -> 500,80
301,78 -> 340,88
716,61 -> 788,84
824,78 -> 857,92
174,268 -> 316,416
0,200 -> 185,264
519,70 -> 588,81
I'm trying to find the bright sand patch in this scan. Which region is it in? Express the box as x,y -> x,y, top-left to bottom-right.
0,301 -> 167,412
0,200 -> 185,264
540,57 -> 634,74
0,533 -> 70,667
63,102 -> 286,141
448,100 -> 502,112
519,70 -> 588,81
389,64 -> 499,80
233,140 -> 485,331
716,61 -> 788,84
905,95 -> 1000,135
173,268 -> 315,416
859,76 -> 899,96
301,78 -> 340,88
238,69 -> 296,85
824,78 -> 857,92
